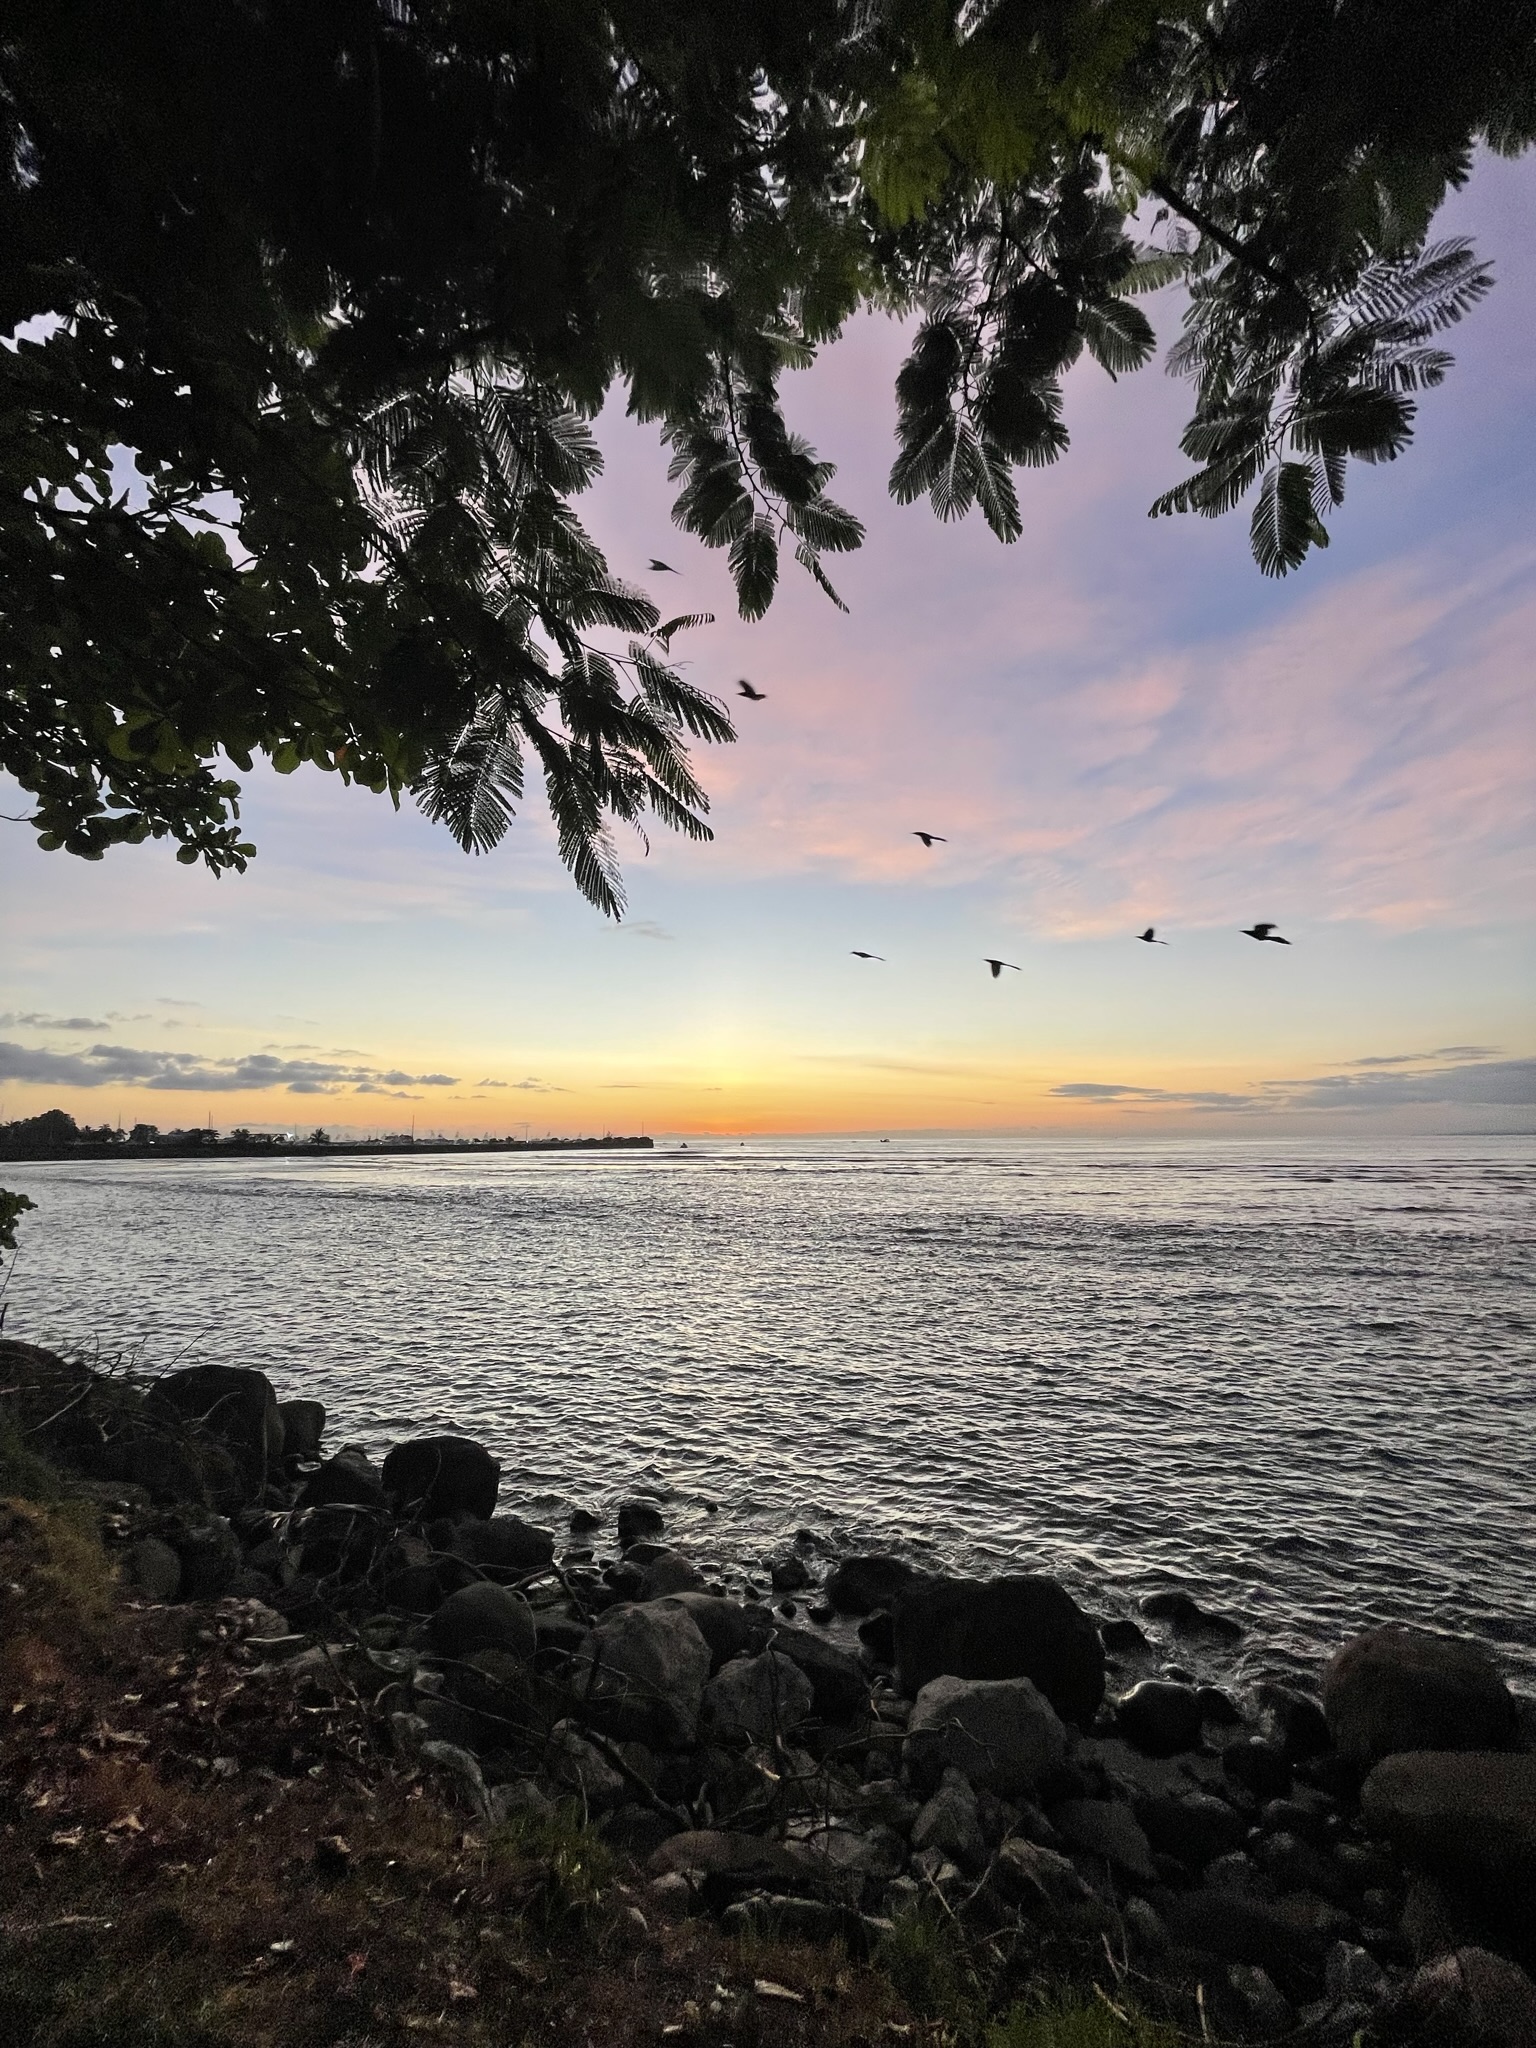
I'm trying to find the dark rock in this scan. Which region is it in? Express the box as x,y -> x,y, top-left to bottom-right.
893,1574 -> 1106,1724
444,1515 -> 557,1580
1101,1617 -> 1151,1655
172,1511 -> 243,1599
1115,1679 -> 1204,1757
1223,1736 -> 1291,1801
911,1767 -> 987,1871
295,1449 -> 385,1511
1139,1589 -> 1243,1641
767,1553 -> 812,1593
700,1650 -> 814,1746
647,1827 -> 808,1889
722,1894 -> 878,1956
770,1626 -> 868,1723
1051,1798 -> 1157,1883
1370,1947 -> 1536,2048
384,1436 -> 500,1522
616,1499 -> 666,1548
124,1535 -> 181,1602
1323,1626 -> 1518,1766
857,1611 -> 896,1664
569,1507 -> 602,1534
905,1673 -> 1066,1796
808,1600 -> 835,1626
1156,1888 -> 1326,2001
1197,1685 -> 1243,1727
429,1582 -> 536,1662
573,1602 -> 712,1749
824,1554 -> 918,1615
987,1837 -> 1112,1933
277,1398 -> 326,1462
601,1803 -> 680,1859
1256,1830 -> 1354,1905
1258,1684 -> 1330,1762
1134,1791 -> 1248,1868
1362,1749 -> 1536,1911
380,1534 -> 445,1613
1259,1793 -> 1333,1846
653,1593 -> 771,1672
629,1546 -> 704,1598
148,1365 -> 284,1504
533,1613 -> 588,1669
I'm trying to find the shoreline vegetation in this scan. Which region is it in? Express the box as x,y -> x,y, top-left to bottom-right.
1,1109 -> 654,1164
2,1341 -> 1534,2047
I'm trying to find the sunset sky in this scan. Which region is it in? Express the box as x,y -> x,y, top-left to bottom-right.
3,156 -> 1533,1139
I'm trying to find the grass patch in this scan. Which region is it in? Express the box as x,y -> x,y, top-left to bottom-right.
989,1989 -> 1183,2048
878,1901 -> 982,2029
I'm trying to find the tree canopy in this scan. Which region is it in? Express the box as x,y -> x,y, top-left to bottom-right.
2,1 -> 1531,908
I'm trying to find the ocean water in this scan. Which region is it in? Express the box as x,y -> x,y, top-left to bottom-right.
3,1137 -> 1533,1695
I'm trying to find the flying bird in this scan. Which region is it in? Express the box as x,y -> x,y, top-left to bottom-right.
1138,928 -> 1168,945
736,679 -> 767,701
984,958 -> 1020,979
648,558 -> 677,573
851,950 -> 885,961
1242,923 -> 1291,945
913,832 -> 947,847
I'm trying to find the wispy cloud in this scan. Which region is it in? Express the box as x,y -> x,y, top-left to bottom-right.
507,1077 -> 568,1093
0,1040 -> 459,1096
1345,1045 -> 1500,1067
1051,1082 -> 1261,1110
0,1012 -> 108,1031
1271,1057 -> 1536,1110
619,920 -> 675,942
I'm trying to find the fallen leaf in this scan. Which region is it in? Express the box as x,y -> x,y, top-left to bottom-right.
49,1828 -> 85,1849
347,1953 -> 367,1979
100,1727 -> 149,1747
107,1812 -> 145,1834
754,1980 -> 805,2005
446,1979 -> 477,2002
269,1939 -> 295,1954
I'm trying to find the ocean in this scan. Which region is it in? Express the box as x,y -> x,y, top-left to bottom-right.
3,1136 -> 1532,1695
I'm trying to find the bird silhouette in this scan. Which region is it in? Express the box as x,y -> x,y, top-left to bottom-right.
913,831 -> 947,847
648,558 -> 677,573
984,958 -> 1020,979
736,679 -> 766,701
1138,927 -> 1168,944
1242,923 -> 1291,945
851,950 -> 885,961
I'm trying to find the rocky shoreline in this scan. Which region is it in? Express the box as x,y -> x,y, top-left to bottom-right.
3,1339 -> 1533,2046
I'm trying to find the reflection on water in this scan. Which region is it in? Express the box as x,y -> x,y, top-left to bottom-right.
5,1137 -> 1533,1690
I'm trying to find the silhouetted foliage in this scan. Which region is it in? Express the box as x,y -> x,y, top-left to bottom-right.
2,2 -> 1529,904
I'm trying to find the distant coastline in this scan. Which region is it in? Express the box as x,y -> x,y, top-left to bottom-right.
0,1129 -> 654,1164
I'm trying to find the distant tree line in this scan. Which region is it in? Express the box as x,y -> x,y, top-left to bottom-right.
0,1109 -> 290,1159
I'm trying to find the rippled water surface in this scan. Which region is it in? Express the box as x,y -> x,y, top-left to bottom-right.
4,1138 -> 1533,1690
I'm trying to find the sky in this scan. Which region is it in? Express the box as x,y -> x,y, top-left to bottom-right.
2,157 -> 1533,1139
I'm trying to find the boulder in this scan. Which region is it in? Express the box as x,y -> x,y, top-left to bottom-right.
573,1602 -> 712,1749
1133,1790 -> 1248,1869
1115,1679 -> 1204,1758
616,1499 -> 666,1548
647,1828 -> 807,1889
384,1436 -> 500,1521
824,1554 -> 918,1615
545,1720 -> 626,1811
1257,1685 -> 1330,1762
277,1398 -> 326,1462
428,1582 -> 536,1662
148,1365 -> 284,1503
124,1535 -> 181,1603
904,1673 -> 1067,1797
770,1626 -> 868,1723
1051,1798 -> 1157,1883
654,1593 -> 771,1671
794,1822 -> 907,1895
628,1545 -> 704,1598
1139,1589 -> 1243,1641
1362,1749 -> 1536,1905
988,1837 -> 1107,1930
910,1767 -> 987,1872
1156,1889 -> 1326,2001
1323,1626 -> 1518,1766
894,1575 -> 1105,1724
442,1514 -> 556,1580
171,1510 -> 243,1599
1101,1617 -> 1151,1655
700,1651 -> 815,1747
1370,1948 -> 1536,2048
296,1448 -> 385,1510
857,1611 -> 897,1664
